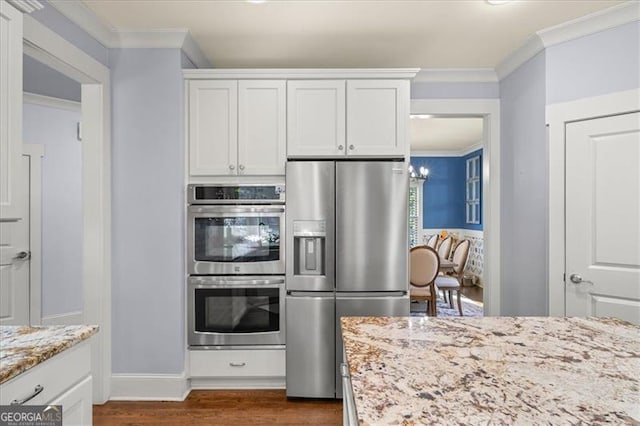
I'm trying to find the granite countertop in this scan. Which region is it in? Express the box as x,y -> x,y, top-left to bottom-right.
341,316 -> 640,425
0,325 -> 99,384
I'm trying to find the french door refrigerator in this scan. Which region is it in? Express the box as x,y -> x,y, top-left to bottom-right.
285,160 -> 409,399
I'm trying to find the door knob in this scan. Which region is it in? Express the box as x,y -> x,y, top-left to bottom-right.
14,251 -> 30,260
349,144 -> 355,150
569,273 -> 593,285
229,164 -> 235,170
338,145 -> 344,151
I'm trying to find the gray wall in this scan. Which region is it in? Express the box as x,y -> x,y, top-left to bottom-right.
23,102 -> 83,318
411,82 -> 499,99
546,21 -> 640,104
110,48 -> 185,374
499,51 -> 548,316
24,55 -> 81,102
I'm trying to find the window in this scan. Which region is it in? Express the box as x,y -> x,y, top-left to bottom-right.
409,180 -> 423,247
466,156 -> 481,224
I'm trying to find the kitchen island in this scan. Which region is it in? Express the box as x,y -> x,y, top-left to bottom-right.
0,325 -> 98,423
341,316 -> 639,425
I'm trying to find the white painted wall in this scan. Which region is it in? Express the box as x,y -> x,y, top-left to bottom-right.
23,102 -> 83,318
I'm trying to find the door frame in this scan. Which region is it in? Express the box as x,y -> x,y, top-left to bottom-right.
22,15 -> 112,403
410,99 -> 501,316
546,88 -> 640,316
22,143 -> 44,325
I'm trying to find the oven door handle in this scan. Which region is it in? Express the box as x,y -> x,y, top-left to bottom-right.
189,278 -> 285,287
188,205 -> 285,214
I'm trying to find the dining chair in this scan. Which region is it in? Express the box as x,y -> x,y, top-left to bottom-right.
435,239 -> 470,316
409,246 -> 440,316
437,236 -> 453,261
426,234 -> 438,248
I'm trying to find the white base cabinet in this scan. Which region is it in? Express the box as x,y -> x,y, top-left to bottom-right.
0,342 -> 92,425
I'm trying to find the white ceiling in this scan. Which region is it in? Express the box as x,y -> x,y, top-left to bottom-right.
410,117 -> 483,152
81,0 -> 623,69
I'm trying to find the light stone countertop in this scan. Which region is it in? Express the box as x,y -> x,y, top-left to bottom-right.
341,316 -> 640,425
0,325 -> 99,384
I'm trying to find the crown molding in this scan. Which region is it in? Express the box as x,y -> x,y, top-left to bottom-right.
413,68 -> 498,83
47,0 -> 211,67
183,68 -> 420,80
497,1 -> 639,80
537,1 -> 640,48
411,142 -> 483,158
6,0 -> 43,13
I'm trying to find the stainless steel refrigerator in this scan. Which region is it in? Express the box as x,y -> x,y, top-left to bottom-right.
285,160 -> 409,399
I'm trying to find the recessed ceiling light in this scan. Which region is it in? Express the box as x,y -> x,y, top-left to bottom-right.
486,0 -> 513,4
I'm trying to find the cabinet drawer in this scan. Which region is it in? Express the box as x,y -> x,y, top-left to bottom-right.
190,349 -> 285,378
0,342 -> 91,406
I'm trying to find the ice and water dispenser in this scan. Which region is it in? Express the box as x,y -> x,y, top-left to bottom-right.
292,220 -> 326,276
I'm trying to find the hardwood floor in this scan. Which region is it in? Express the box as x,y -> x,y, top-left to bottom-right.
93,390 -> 342,425
461,284 -> 483,304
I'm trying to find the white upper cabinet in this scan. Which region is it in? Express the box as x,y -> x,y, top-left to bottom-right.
238,80 -> 286,175
0,2 -> 23,221
188,80 -> 238,176
287,80 -> 346,158
346,79 -> 409,158
188,79 -> 286,176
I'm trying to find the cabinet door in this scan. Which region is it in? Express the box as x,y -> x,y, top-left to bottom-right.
188,80 -> 238,176
238,80 -> 286,175
346,79 -> 408,157
0,2 -> 23,220
49,376 -> 92,426
287,80 -> 345,158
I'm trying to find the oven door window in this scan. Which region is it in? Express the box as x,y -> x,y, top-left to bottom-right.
194,287 -> 280,333
194,216 -> 280,262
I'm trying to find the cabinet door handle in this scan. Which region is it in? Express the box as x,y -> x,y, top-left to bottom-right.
238,164 -> 245,171
349,144 -> 355,150
338,145 -> 344,151
11,385 -> 44,405
229,164 -> 235,170
229,362 -> 246,367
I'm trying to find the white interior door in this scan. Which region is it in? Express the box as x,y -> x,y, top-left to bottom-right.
0,155 -> 30,325
565,111 -> 640,324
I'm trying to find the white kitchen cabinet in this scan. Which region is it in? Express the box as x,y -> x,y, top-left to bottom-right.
346,79 -> 409,158
287,79 -> 409,158
287,80 -> 346,158
0,1 -> 23,221
188,80 -> 286,176
189,348 -> 285,378
0,342 -> 92,426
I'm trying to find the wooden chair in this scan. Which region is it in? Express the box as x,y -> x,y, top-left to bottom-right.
437,236 -> 453,261
409,246 -> 440,316
426,234 -> 439,248
435,239 -> 470,316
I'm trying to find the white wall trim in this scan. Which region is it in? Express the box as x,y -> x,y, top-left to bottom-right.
48,0 -> 115,46
23,92 -> 80,112
182,32 -> 211,68
411,142 -> 483,158
23,14 -> 112,404
110,374 -> 190,401
413,68 -> 497,83
546,88 -> 640,317
41,311 -> 84,325
411,99 -> 500,316
183,68 -> 420,80
112,28 -> 187,48
22,144 -> 44,326
6,0 -> 43,14
497,2 -> 639,80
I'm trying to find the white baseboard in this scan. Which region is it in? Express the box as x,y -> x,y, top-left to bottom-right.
190,377 -> 285,390
110,374 -> 190,401
41,311 -> 83,325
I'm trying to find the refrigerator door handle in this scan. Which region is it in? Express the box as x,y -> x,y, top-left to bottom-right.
287,291 -> 335,297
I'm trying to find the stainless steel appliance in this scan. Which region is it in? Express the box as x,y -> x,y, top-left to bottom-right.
187,184 -> 285,275
188,276 -> 286,346
187,183 -> 286,347
285,161 -> 409,399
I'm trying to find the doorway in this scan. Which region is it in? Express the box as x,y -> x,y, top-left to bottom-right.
410,99 -> 500,316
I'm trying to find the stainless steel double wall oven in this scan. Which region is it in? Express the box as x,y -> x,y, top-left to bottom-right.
187,184 -> 286,347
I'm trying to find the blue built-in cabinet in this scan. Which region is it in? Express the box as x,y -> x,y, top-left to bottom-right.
411,148 -> 482,231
